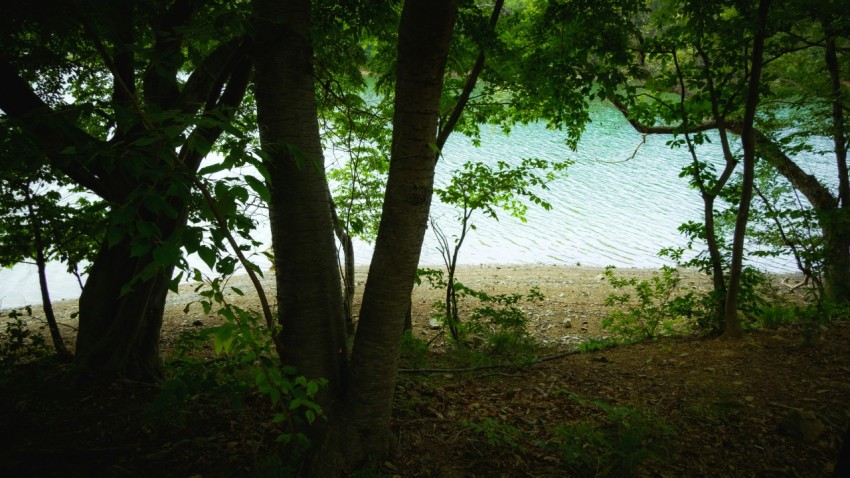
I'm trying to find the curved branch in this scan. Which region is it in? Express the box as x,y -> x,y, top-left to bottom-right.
0,60 -> 114,200
435,0 -> 505,151
178,40 -> 244,116
142,0 -> 197,108
609,96 -> 719,135
177,53 -> 253,173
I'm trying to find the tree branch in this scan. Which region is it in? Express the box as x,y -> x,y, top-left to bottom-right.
435,0 -> 505,151
0,60 -> 114,200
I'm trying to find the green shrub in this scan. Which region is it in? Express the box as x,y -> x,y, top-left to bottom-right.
420,268 -> 543,362
753,303 -> 799,329
550,395 -> 675,477
399,330 -> 430,369
602,265 -> 701,341
157,276 -> 325,455
462,417 -> 527,451
0,307 -> 48,368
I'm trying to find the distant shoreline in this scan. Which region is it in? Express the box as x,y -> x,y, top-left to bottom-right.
4,263 -> 804,313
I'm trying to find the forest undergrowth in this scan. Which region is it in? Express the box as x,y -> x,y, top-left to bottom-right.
1,265 -> 848,477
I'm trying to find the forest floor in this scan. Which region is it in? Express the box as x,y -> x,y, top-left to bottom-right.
1,264 -> 849,477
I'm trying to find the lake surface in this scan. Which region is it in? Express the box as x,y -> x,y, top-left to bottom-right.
0,104 -> 829,308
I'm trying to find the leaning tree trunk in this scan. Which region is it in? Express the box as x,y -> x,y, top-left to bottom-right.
253,0 -> 349,445
753,128 -> 850,305
318,1 -> 459,472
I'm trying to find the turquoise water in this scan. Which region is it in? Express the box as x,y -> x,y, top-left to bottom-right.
0,104 -> 830,308
380,103 -> 813,271
419,103 -> 707,267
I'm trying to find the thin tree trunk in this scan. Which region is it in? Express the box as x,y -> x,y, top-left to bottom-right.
26,190 -> 72,362
723,0 -> 771,338
330,197 -> 356,335
702,195 -> 728,324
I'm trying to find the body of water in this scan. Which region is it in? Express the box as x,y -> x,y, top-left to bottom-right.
0,104 -> 829,308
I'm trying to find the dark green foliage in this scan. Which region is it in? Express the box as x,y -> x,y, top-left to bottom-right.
602,264 -> 703,341
0,307 -> 48,370
420,267 -> 542,362
399,330 -> 430,369
578,337 -> 622,353
157,275 -> 325,456
462,417 -> 528,451
550,395 -> 675,478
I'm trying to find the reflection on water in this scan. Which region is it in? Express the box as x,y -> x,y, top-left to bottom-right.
0,105 -> 830,308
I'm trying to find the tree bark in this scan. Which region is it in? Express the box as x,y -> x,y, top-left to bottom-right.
330,196 -> 356,335
723,0 -> 771,338
320,0 -> 459,471
253,0 -> 348,443
821,23 -> 850,305
751,128 -> 849,304
75,236 -> 171,380
0,19 -> 251,380
26,189 -> 72,362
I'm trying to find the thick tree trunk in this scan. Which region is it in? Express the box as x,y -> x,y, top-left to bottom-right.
253,0 -> 348,443
1,4 -> 250,382
74,236 -> 171,380
823,230 -> 850,305
318,1 -> 459,472
822,25 -> 850,306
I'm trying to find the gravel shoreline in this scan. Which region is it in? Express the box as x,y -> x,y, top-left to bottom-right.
6,264 -> 807,351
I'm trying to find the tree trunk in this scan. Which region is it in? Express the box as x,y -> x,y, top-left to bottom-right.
723,0 -> 770,338
823,230 -> 850,305
74,235 -> 171,380
253,0 -> 349,442
821,24 -> 850,306
24,188 -> 72,362
0,5 -> 251,382
330,197 -> 357,335
319,0 -> 459,471
702,194 -> 728,326
753,128 -> 849,304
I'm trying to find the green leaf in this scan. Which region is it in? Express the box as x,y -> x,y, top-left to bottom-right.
198,162 -> 229,176
197,246 -> 216,270
244,175 -> 270,203
130,235 -> 151,258
153,241 -> 180,267
168,272 -> 184,293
